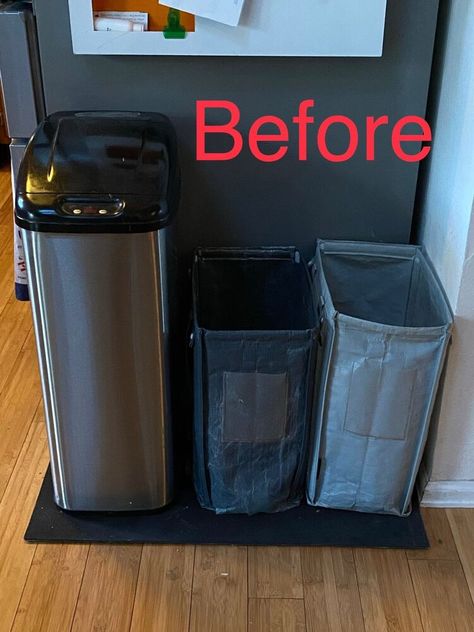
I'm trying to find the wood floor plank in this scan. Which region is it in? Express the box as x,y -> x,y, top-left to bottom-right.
249,598 -> 306,632
0,416 -> 49,632
11,543 -> 90,632
409,559 -> 474,632
0,198 -> 11,219
0,294 -> 32,393
0,190 -> 12,241
407,508 -> 459,561
248,547 -> 303,598
130,545 -> 194,632
447,508 -> 474,603
354,549 -> 423,632
71,544 -> 142,632
190,545 -> 247,632
0,200 -> 11,225
0,224 -> 12,254
0,171 -> 11,215
0,220 -> 11,252
0,187 -> 13,247
302,548 -> 364,632
0,331 -> 41,501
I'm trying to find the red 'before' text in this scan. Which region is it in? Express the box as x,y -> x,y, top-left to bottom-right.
196,100 -> 432,163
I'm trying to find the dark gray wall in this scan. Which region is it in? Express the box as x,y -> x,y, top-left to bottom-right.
35,0 -> 439,260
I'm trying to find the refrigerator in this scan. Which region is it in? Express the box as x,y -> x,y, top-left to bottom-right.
0,0 -> 45,300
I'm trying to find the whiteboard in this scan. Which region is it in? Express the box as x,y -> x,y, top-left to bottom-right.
69,0 -> 387,57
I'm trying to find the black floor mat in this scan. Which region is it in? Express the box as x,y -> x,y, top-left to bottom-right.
25,468 -> 428,548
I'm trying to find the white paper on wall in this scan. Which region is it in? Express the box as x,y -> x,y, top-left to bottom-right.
160,0 -> 245,27
94,11 -> 149,30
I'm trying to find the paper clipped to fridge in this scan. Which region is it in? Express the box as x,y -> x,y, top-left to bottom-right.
94,11 -> 149,31
160,0 -> 245,27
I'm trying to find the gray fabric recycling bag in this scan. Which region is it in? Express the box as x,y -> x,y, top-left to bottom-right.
306,240 -> 453,516
193,247 -> 318,515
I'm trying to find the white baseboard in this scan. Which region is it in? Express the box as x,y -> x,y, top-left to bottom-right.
421,480 -> 474,507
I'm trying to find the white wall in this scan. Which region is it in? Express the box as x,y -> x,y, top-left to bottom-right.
419,0 -> 474,490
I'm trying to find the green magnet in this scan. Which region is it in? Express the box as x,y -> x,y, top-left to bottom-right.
164,9 -> 186,39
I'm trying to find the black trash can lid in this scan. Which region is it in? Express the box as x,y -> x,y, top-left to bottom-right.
15,111 -> 180,233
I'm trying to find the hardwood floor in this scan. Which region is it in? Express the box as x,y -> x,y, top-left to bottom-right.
0,162 -> 473,631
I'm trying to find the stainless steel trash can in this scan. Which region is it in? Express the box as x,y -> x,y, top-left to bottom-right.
15,111 -> 180,511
